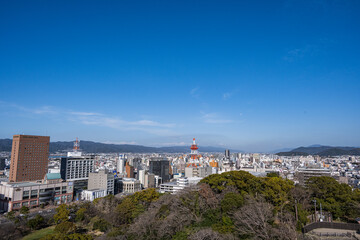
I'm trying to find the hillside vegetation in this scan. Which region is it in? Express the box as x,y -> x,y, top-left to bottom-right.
6,171 -> 360,240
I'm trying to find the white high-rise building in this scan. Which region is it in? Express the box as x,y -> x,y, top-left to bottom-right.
117,154 -> 126,174
138,169 -> 145,187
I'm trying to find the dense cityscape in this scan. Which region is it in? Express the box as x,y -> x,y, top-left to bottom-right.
0,135 -> 360,239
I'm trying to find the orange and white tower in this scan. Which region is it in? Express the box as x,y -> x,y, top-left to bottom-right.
190,138 -> 199,161
67,137 -> 82,157
74,137 -> 80,152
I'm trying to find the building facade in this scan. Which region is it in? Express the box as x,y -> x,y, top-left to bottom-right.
88,169 -> 114,195
9,135 -> 50,182
296,168 -> 332,185
60,156 -> 95,181
0,174 -> 73,212
121,178 -> 141,193
185,166 -> 212,178
81,189 -> 106,201
149,157 -> 171,182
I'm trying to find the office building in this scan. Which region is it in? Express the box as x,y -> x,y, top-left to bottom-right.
9,135 -> 50,182
138,169 -> 145,187
60,155 -> 95,181
225,149 -> 230,160
125,162 -> 134,178
117,154 -> 125,174
185,166 -> 212,178
149,157 -> 171,182
60,155 -> 95,199
144,173 -> 155,188
88,169 -> 114,195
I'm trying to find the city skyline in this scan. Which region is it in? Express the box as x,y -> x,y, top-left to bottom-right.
1,1 -> 360,152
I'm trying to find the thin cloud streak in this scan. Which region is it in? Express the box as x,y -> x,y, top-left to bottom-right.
201,112 -> 233,124
0,101 -> 176,135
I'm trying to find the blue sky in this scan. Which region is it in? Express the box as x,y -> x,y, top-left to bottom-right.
0,0 -> 359,152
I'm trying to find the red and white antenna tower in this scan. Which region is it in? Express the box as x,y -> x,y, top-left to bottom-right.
73,137 -> 80,152
190,138 -> 199,160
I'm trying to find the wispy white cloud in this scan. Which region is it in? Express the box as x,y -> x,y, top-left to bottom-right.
201,112 -> 233,124
190,87 -> 200,98
283,44 -> 319,62
0,101 -> 58,115
0,100 -> 176,135
68,112 -> 176,135
156,142 -> 187,146
68,111 -> 103,116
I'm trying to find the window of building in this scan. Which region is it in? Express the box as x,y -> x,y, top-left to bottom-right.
13,203 -> 21,208
31,190 -> 38,198
23,191 -> 29,200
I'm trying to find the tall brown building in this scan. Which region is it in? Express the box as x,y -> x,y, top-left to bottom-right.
125,162 -> 134,178
9,135 -> 50,182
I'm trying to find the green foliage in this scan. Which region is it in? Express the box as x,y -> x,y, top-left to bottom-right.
20,206 -> 30,215
211,215 -> 234,233
116,188 -> 160,224
116,198 -> 145,224
53,204 -> 70,224
5,210 -> 16,221
107,227 -> 124,237
27,214 -> 46,230
307,176 -> 360,220
23,226 -> 55,240
75,208 -> 86,222
201,171 -> 261,194
261,177 -> 294,207
93,218 -> 110,232
172,231 -> 188,240
296,204 -> 309,231
201,171 -> 294,208
131,188 -> 161,204
54,221 -> 76,235
267,172 -> 279,178
221,192 -> 244,213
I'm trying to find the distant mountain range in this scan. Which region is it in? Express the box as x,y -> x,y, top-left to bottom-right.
276,145 -> 360,156
0,139 -> 240,154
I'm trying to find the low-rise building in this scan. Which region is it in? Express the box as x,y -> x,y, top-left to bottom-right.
296,168 -> 332,185
0,173 -> 73,212
121,178 -> 141,193
81,189 -> 107,201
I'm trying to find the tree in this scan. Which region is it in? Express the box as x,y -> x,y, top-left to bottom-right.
54,221 -> 77,235
75,208 -> 86,222
93,218 -> 110,232
221,192 -> 243,213
266,172 -> 279,178
20,206 -> 29,215
54,204 -> 70,224
27,214 -> 46,230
